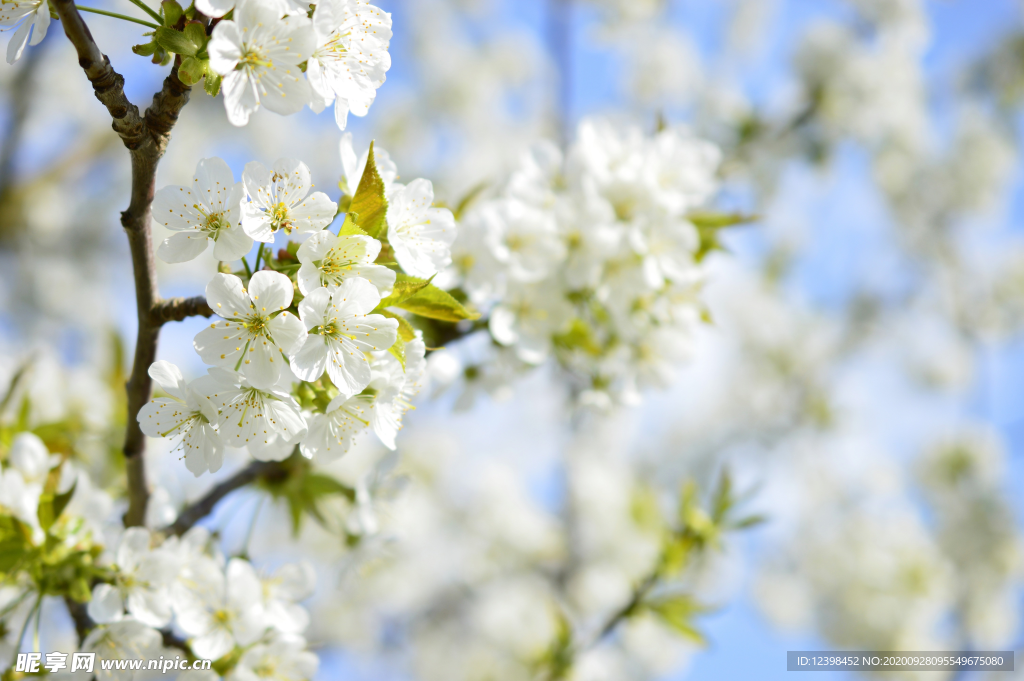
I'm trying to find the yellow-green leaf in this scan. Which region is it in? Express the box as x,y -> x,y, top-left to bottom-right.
646,595 -> 708,645
378,273 -> 433,309
337,213 -> 371,238
388,333 -> 406,370
396,284 -> 480,322
349,141 -> 388,239
381,310 -> 417,342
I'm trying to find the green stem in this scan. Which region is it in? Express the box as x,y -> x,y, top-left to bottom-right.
234,339 -> 250,371
75,5 -> 161,29
32,596 -> 42,652
241,254 -> 253,279
123,0 -> 163,24
9,592 -> 42,671
252,243 -> 265,272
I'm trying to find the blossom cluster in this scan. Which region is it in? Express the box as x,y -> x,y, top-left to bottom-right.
86,527 -> 318,678
205,0 -> 392,127
1,0 -> 391,130
438,117 -> 723,407
144,143 -> 453,475
0,431 -> 317,679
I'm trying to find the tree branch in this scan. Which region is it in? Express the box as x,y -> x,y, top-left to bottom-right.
152,296 -> 214,325
51,0 -> 193,527
162,460 -> 285,537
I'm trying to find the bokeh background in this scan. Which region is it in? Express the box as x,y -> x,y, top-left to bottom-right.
4,0 -> 1024,679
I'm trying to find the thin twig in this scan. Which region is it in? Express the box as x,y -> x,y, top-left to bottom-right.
592,571 -> 658,647
162,460 -> 285,537
51,0 -> 193,526
151,295 -> 213,325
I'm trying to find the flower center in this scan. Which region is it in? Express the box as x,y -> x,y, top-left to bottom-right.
270,201 -> 293,233
243,314 -> 270,337
317,250 -> 355,280
238,46 -> 271,70
202,210 -> 228,235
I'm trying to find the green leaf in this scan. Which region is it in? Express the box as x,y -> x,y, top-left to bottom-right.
686,212 -> 758,229
132,40 -> 159,57
453,181 -> 488,220
396,284 -> 480,322
155,26 -> 200,56
646,594 -> 708,645
177,56 -> 207,86
161,0 -> 183,26
388,333 -> 406,370
183,21 -> 207,53
381,310 -> 417,342
52,482 -> 77,524
337,213 -> 370,238
711,469 -> 732,523
732,514 -> 767,529
261,457 -> 356,535
204,71 -> 222,97
687,212 -> 756,262
378,273 -> 433,309
348,141 -> 388,239
304,473 -> 356,503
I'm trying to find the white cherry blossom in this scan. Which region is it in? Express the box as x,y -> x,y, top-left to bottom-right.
193,271 -> 307,391
487,199 -> 565,283
387,179 -> 457,278
0,0 -> 48,64
261,562 -> 315,635
241,159 -> 338,242
368,335 -> 426,449
174,557 -> 267,660
292,278 -> 398,397
202,368 -> 307,456
137,361 -> 224,476
87,528 -> 179,628
81,620 -> 164,681
228,633 -> 318,681
207,0 -> 314,126
489,282 -> 574,364
300,393 -> 373,462
307,0 -> 392,130
153,157 -> 252,264
296,230 -> 395,295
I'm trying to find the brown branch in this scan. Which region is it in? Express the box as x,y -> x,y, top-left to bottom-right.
152,296 -> 214,325
51,0 -> 193,527
162,460 -> 285,537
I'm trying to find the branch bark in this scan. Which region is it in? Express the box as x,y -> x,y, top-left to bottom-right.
162,460 -> 286,537
51,0 -> 193,527
152,295 -> 214,325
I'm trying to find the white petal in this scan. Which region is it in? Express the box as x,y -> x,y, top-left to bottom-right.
211,224 -> 254,262
267,310 -> 306,356
298,287 -> 332,329
248,270 -> 294,312
195,0 -> 234,18
287,192 -> 336,233
208,19 -> 243,73
148,361 -> 187,400
291,337 -> 328,382
158,231 -> 209,263
206,273 -> 254,319
87,584 -> 124,624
